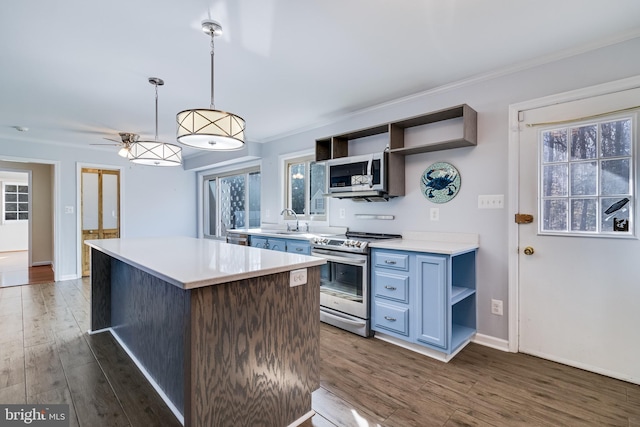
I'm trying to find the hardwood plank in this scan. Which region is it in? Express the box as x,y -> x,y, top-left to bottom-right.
0,382 -> 26,404
444,409 -> 500,427
299,412 -> 338,427
22,314 -> 56,348
86,332 -> 182,427
54,330 -> 96,371
65,361 -> 129,427
24,344 -> 67,398
419,379 -> 545,427
311,387 -> 384,427
0,337 -> 25,389
0,285 -> 22,299
29,385 -> 80,427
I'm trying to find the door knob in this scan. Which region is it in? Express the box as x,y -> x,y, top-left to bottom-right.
523,246 -> 534,255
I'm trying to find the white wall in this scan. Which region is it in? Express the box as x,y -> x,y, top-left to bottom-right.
259,37 -> 640,341
0,140 -> 197,279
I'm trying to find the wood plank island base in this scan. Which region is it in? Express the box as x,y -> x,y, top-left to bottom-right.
86,237 -> 325,427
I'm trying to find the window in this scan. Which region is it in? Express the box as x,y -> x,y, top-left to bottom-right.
540,115 -> 634,236
204,168 -> 260,238
284,155 -> 326,221
3,183 -> 29,221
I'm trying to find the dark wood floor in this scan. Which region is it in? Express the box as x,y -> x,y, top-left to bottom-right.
1,279 -> 639,427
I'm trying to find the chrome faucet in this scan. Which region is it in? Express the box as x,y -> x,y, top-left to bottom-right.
280,208 -> 299,231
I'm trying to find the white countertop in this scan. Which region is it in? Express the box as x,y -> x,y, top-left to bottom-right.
227,225 -> 347,240
85,236 -> 325,290
369,231 -> 479,255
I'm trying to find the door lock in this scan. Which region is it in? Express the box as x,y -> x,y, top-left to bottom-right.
523,246 -> 534,255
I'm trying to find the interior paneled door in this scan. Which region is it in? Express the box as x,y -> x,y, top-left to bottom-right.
518,87 -> 640,384
81,168 -> 120,276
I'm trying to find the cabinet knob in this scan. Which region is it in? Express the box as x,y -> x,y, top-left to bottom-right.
523,246 -> 534,255
384,285 -> 397,291
296,247 -> 303,252
384,260 -> 396,265
384,316 -> 396,322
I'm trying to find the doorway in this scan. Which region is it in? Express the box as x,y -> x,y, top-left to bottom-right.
81,168 -> 121,276
510,79 -> 640,384
0,164 -> 56,286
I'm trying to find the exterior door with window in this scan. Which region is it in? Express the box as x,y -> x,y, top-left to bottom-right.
518,87 -> 640,383
81,168 -> 120,276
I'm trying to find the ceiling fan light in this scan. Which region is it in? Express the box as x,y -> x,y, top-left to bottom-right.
118,146 -> 131,158
129,141 -> 182,166
176,108 -> 245,150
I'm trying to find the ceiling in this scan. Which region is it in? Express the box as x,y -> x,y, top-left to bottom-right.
2,0 -> 640,160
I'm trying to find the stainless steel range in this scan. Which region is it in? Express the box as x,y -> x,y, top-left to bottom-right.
311,231 -> 401,337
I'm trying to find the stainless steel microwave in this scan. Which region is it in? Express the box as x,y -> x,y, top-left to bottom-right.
327,152 -> 388,199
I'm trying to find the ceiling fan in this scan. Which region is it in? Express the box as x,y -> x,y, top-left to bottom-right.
90,132 -> 139,158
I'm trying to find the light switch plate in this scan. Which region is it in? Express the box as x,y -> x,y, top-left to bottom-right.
290,269 -> 307,287
478,195 -> 505,209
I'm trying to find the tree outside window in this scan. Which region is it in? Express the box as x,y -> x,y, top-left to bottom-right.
540,116 -> 634,236
284,155 -> 326,221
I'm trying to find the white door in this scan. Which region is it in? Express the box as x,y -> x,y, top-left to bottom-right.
518,86 -> 640,384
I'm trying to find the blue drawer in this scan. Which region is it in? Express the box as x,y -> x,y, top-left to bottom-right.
286,240 -> 311,255
374,302 -> 409,336
374,271 -> 409,303
374,252 -> 409,271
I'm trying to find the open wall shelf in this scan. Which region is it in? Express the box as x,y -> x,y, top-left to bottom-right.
315,104 -> 477,161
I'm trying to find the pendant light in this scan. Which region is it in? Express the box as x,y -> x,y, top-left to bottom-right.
176,20 -> 245,150
130,78 -> 183,166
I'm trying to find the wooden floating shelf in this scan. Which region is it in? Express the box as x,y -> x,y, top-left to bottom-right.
316,104 -> 477,161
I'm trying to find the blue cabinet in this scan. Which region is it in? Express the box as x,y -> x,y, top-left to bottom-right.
249,235 -> 311,255
286,240 -> 311,255
371,248 -> 476,357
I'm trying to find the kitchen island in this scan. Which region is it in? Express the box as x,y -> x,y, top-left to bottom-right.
86,236 -> 325,427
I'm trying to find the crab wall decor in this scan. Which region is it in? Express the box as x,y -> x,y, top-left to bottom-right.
420,162 -> 461,203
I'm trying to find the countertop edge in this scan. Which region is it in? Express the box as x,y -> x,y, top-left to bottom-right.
369,239 -> 479,255
86,239 -> 326,290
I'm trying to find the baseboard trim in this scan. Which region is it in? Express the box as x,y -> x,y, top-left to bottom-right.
472,333 -> 510,352
58,274 -> 80,281
520,347 -> 639,385
288,410 -> 316,427
31,260 -> 52,267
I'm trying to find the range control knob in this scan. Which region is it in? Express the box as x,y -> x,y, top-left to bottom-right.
313,237 -> 329,245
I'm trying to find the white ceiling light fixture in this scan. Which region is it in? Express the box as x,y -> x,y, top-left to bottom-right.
176,20 -> 245,151
130,77 -> 183,167
116,133 -> 138,158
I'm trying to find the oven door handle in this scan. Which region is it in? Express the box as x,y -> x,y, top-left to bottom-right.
311,251 -> 367,265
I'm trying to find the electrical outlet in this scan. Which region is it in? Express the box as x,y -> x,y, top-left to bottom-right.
290,269 -> 307,287
491,299 -> 503,316
265,209 -> 270,218
339,208 -> 346,219
478,195 -> 505,209
430,208 -> 439,221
